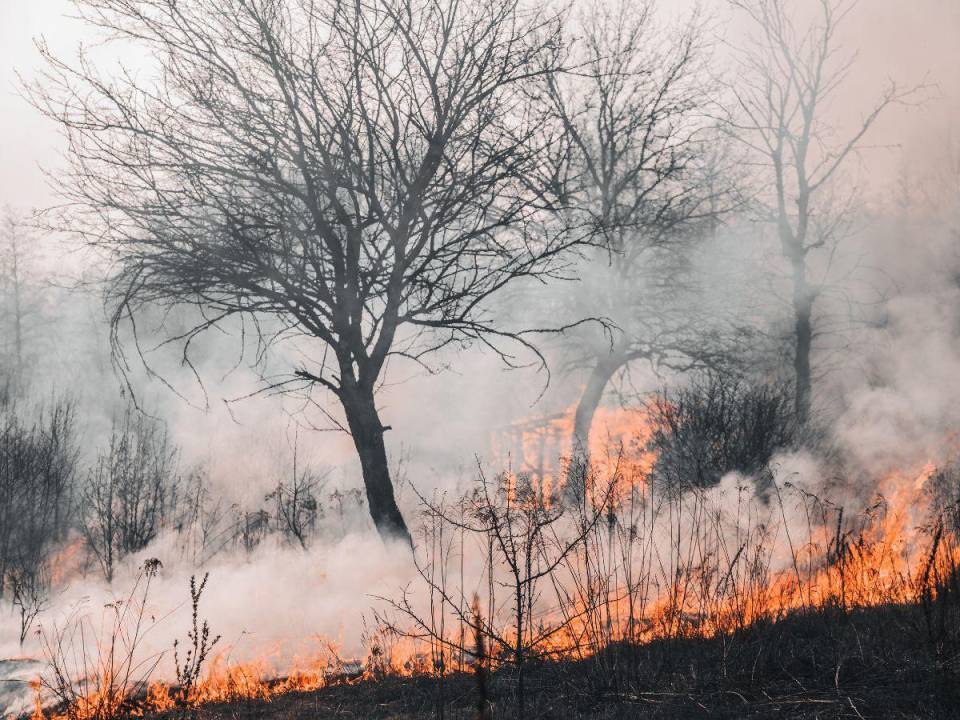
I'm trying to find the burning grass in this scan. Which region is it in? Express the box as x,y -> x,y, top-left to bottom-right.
22,456 -> 960,720
33,600 -> 960,719
16,399 -> 960,720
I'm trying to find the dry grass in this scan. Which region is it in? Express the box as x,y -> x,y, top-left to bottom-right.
125,598 -> 958,720
35,562 -> 164,720
25,455 -> 960,720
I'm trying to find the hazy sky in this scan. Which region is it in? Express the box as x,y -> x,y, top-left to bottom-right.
2,0 -> 958,210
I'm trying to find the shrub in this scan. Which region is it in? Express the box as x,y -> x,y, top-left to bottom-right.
647,372 -> 799,493
0,398 -> 78,633
81,404 -> 180,582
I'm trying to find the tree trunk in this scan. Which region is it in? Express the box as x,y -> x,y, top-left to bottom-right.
793,296 -> 813,425
11,253 -> 22,377
340,383 -> 413,547
568,357 -> 621,497
791,255 -> 813,425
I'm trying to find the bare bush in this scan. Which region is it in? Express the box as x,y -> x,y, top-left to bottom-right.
10,562 -> 52,645
647,372 -> 799,493
81,405 -> 181,582
265,460 -> 328,550
0,398 -> 78,624
380,464 -> 617,716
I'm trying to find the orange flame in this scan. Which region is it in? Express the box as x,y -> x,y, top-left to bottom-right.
32,407 -> 960,720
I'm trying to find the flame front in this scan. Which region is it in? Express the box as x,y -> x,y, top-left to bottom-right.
30,407 -> 960,720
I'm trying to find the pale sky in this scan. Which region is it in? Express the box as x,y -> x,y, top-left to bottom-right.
1,0 -> 959,210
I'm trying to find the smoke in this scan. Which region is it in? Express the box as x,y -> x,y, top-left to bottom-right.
1,0 -> 960,714
0,532 -> 418,713
831,290 -> 960,473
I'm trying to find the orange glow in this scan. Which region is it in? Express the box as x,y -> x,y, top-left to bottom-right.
47,538 -> 86,588
490,403 -> 658,501
30,405 -> 960,720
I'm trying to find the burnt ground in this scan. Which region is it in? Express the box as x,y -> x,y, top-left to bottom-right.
146,601 -> 960,720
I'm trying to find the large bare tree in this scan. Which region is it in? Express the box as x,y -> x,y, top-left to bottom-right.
728,0 -> 908,424
546,1 -> 735,477
32,0 -> 576,545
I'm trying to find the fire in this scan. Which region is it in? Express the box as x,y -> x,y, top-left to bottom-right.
47,538 -> 86,588
29,680 -> 43,720
29,633 -> 436,720
484,406 -> 960,655
28,404 -> 960,720
490,403 -> 658,501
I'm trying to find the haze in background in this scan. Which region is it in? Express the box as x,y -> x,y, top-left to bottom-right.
0,0 -> 958,499
0,2 -> 959,713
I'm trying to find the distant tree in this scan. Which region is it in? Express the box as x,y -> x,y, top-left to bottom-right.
0,207 -> 43,392
545,1 -> 737,479
727,0 -> 912,423
33,0 -> 578,545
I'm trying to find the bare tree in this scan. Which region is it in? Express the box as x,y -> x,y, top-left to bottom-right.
0,207 -> 43,392
545,2 -> 737,478
32,0 -> 579,545
727,0 -> 911,423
